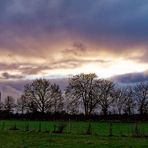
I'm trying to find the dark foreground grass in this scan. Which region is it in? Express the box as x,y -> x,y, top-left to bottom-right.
0,120 -> 148,148
0,130 -> 148,148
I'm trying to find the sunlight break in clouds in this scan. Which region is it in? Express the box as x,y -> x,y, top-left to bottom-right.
0,0 -> 147,81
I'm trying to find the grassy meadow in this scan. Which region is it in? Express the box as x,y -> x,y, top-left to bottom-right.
0,120 -> 148,148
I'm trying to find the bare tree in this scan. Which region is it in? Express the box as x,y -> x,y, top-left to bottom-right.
134,82 -> 148,115
50,83 -> 63,114
112,87 -> 127,115
97,79 -> 115,116
24,79 -> 53,114
123,87 -> 135,115
4,96 -> 15,113
24,79 -> 62,114
16,95 -> 28,114
66,73 -> 102,117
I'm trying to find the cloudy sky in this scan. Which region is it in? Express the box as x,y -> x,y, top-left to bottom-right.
0,0 -> 148,88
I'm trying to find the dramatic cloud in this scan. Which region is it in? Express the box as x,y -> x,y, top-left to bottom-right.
0,0 -> 147,82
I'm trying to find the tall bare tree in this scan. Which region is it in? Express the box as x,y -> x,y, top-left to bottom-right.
24,79 -> 63,114
134,82 -> 148,115
24,79 -> 53,114
66,73 -> 102,117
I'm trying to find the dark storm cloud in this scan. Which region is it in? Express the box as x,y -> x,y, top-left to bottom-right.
111,70 -> 148,84
0,0 -> 147,78
0,0 -> 148,48
0,0 -> 147,95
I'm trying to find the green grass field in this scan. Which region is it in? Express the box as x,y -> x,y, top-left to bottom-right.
0,120 -> 148,148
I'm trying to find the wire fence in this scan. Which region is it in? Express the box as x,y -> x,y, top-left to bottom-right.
0,120 -> 148,137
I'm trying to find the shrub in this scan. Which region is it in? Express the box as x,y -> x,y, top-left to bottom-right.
52,123 -> 67,134
9,123 -> 19,130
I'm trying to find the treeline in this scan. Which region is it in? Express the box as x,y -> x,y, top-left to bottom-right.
0,73 -> 148,120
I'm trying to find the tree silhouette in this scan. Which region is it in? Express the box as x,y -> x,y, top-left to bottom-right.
66,73 -> 103,117
24,79 -> 53,114
134,82 -> 148,115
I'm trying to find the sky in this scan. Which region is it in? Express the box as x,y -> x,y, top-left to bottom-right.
0,0 -> 148,96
